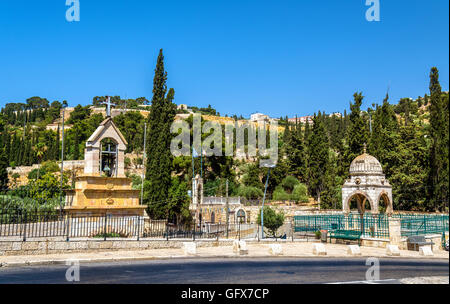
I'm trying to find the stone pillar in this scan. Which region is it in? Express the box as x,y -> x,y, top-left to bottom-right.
389,218 -> 402,247
117,148 -> 125,177
84,146 -> 100,175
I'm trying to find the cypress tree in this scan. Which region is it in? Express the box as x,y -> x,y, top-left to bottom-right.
427,67 -> 449,211
0,148 -> 8,190
308,112 -> 330,206
73,131 -> 80,160
321,149 -> 341,209
287,122 -> 307,182
144,49 -> 177,219
344,92 -> 369,169
55,125 -> 60,160
368,93 -> 400,179
389,119 -> 427,211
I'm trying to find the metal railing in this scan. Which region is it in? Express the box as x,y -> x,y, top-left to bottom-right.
0,209 -> 259,241
392,214 -> 449,236
293,213 -> 390,239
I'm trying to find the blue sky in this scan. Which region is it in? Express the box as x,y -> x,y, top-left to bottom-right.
0,0 -> 448,118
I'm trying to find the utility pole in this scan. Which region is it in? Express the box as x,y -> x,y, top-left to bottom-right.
226,179 -> 229,238
141,123 -> 147,205
261,166 -> 273,239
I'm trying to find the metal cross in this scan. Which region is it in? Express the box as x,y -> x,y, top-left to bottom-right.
101,96 -> 116,117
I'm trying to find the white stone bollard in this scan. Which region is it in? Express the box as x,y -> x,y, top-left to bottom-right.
232,240 -> 240,253
386,245 -> 400,256
269,244 -> 283,256
347,245 -> 361,256
238,240 -> 248,255
233,240 -> 248,255
183,242 -> 197,256
419,246 -> 434,257
312,243 -> 327,256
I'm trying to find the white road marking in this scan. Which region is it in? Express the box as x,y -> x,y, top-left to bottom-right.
328,279 -> 399,284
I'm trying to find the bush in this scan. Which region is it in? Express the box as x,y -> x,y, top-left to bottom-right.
92,232 -> 128,238
257,206 -> 285,237
129,174 -> 142,190
238,186 -> 264,200
272,186 -> 290,201
291,183 -> 309,203
28,168 -> 46,180
124,157 -> 131,169
281,176 -> 300,193
40,161 -> 59,173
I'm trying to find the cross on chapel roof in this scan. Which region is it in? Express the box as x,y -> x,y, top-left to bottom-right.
101,96 -> 116,117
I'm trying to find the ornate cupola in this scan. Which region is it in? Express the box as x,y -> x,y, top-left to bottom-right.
342,144 -> 393,215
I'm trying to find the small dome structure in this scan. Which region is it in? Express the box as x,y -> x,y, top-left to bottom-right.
349,153 -> 383,175
341,144 -> 393,215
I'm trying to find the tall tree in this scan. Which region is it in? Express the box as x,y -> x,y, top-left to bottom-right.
286,121 -> 307,182
427,67 -> 449,211
0,115 -> 8,190
368,93 -> 400,179
0,148 -> 8,190
345,92 -> 369,167
308,112 -> 330,205
144,49 -> 177,219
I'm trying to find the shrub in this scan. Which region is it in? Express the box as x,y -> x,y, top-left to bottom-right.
257,206 -> 285,237
40,161 -> 59,173
281,176 -> 300,193
291,183 -> 309,203
124,157 -> 131,169
272,186 -> 290,201
238,186 -> 264,200
28,168 -> 46,180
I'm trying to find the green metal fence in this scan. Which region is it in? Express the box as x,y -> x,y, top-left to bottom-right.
293,213 -> 390,239
391,214 -> 449,237
294,213 -> 449,239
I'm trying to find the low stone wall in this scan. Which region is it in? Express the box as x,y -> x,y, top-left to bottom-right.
0,238 -> 234,256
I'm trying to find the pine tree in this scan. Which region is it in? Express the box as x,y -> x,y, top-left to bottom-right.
144,49 -> 177,219
427,67 -> 449,211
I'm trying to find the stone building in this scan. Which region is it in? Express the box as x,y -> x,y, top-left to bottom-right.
342,146 -> 393,214
65,107 -> 147,217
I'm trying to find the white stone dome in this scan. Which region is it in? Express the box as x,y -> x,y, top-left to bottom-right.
349,152 -> 383,175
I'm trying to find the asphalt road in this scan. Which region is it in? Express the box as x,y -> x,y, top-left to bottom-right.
0,257 -> 448,284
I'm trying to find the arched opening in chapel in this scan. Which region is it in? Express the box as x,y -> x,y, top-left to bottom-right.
100,138 -> 118,177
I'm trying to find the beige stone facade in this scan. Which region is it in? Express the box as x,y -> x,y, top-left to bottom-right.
64,116 -> 146,217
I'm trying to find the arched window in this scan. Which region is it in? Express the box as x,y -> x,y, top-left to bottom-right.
100,138 -> 118,177
236,209 -> 246,223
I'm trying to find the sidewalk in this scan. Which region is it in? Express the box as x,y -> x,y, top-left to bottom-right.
0,242 -> 448,268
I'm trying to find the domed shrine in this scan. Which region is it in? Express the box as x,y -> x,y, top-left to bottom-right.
342,144 -> 393,215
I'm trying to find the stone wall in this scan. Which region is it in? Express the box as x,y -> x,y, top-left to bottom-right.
0,238 -> 233,256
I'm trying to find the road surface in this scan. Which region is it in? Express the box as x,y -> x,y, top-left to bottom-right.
0,257 -> 448,284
